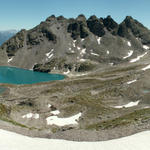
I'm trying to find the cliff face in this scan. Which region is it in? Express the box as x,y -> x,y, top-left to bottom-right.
0,15 -> 150,73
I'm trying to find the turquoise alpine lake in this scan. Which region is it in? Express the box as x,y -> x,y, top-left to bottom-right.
0,66 -> 65,84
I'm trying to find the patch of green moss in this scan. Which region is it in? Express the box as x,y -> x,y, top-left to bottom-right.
86,108 -> 150,130
0,103 -> 10,116
0,103 -> 36,129
41,87 -> 63,94
62,91 -> 114,119
51,127 -> 60,133
100,65 -> 142,77
0,117 -> 28,128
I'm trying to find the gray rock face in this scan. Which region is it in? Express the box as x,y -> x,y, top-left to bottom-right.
87,15 -> 105,37
0,15 -> 150,72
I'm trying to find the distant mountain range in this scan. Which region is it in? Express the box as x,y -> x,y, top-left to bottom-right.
0,29 -> 17,45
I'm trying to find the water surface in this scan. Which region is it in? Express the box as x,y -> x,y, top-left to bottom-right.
0,66 -> 64,84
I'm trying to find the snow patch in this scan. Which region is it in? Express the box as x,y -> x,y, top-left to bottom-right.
127,79 -> 137,84
80,59 -> 87,62
51,110 -> 60,115
106,50 -> 109,55
142,64 -> 150,71
22,113 -> 39,119
77,46 -> 81,50
109,63 -> 114,66
70,50 -> 75,53
80,48 -> 86,56
143,45 -> 149,50
127,41 -> 131,47
46,113 -> 82,126
97,37 -> 101,45
46,49 -> 54,59
81,38 -> 85,42
48,53 -> 53,59
114,100 -> 140,108
123,50 -> 133,59
91,52 -> 99,56
64,70 -> 70,75
8,57 -> 13,63
73,43 -> 76,48
48,104 -> 52,108
73,40 -> 76,43
130,52 -> 148,63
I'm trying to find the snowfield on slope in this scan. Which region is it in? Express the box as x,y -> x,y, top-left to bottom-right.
0,129 -> 150,150
142,64 -> 150,71
123,50 -> 133,59
97,37 -> 101,45
127,79 -> 137,84
8,57 -> 13,63
46,112 -> 82,126
130,52 -> 148,63
143,45 -> 149,50
22,113 -> 39,119
127,41 -> 131,47
114,100 -> 140,108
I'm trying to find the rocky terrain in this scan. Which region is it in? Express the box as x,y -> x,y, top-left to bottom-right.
0,15 -> 150,72
0,15 -> 150,141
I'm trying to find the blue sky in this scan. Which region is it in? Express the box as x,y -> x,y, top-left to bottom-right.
0,0 -> 150,30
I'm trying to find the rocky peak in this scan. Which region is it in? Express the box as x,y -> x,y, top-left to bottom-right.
103,15 -> 118,33
67,15 -> 89,39
76,14 -> 87,22
46,15 -> 56,22
118,16 -> 150,44
57,15 -> 66,21
87,15 -> 105,37
124,16 -> 138,28
125,16 -> 133,21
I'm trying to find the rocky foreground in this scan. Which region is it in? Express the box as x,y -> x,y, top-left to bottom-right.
0,56 -> 150,141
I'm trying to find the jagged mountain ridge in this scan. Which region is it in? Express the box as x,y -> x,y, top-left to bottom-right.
0,15 -> 150,73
